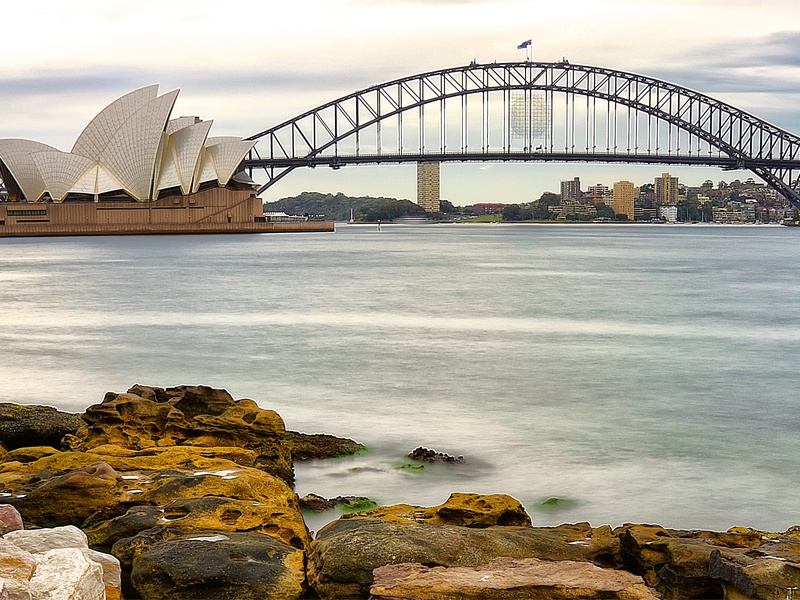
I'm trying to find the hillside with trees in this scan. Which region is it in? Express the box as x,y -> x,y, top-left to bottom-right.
264,191 -> 427,222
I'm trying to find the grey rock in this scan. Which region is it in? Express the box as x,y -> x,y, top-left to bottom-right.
308,518 -> 620,599
0,404 -> 83,450
128,530 -> 305,600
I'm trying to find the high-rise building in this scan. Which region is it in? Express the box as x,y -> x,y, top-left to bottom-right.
655,172 -> 679,205
587,183 -> 610,198
612,181 -> 635,220
416,161 -> 440,213
560,177 -> 582,202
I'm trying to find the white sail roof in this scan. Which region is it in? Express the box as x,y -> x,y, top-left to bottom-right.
0,139 -> 59,201
206,139 -> 257,186
70,164 -> 127,196
31,151 -> 95,202
98,89 -> 179,200
72,85 -> 159,161
166,116 -> 201,135
0,86 -> 255,203
157,120 -> 213,195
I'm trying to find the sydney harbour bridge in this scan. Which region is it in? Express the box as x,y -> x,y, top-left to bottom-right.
243,60 -> 800,210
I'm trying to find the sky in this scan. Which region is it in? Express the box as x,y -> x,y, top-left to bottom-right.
2,0 -> 800,205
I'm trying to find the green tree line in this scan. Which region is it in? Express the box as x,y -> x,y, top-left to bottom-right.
264,191 -> 426,222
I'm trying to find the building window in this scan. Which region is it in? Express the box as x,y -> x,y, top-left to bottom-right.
8,209 -> 47,216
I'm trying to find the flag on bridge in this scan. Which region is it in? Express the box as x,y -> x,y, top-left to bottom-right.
517,39 -> 532,50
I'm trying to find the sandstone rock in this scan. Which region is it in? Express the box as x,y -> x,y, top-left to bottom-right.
134,468 -> 309,548
84,505 -> 164,551
617,524 -> 767,599
709,546 -> 800,600
283,431 -> 365,460
4,525 -> 88,554
0,505 -> 23,535
1,455 -> 304,533
0,538 -> 36,600
80,549 -> 122,600
729,525 -> 800,542
300,494 -> 377,513
29,548 -> 104,600
346,492 -> 532,528
87,493 -> 309,551
308,518 -> 621,599
371,556 -> 659,599
405,446 -> 465,464
0,445 -> 258,476
70,385 -> 293,484
126,530 -> 305,600
0,404 -> 83,451
3,462 -> 120,528
0,448 -> 58,465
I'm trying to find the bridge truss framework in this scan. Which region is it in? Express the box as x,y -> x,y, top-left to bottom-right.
245,61 -> 800,209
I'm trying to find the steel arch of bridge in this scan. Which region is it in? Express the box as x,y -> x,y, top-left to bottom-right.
245,61 -> 800,208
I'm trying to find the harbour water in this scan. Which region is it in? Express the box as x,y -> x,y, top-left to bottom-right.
1,223 -> 798,534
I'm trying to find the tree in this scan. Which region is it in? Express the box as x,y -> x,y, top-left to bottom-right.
678,198 -> 701,222
538,192 -> 560,207
531,203 -> 555,220
502,204 -> 522,221
440,199 -> 456,214
530,193 -> 559,220
594,202 -> 615,220
699,201 -> 713,222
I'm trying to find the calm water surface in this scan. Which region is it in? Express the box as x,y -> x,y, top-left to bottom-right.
1,223 -> 798,533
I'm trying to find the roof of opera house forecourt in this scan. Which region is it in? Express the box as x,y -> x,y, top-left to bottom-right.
0,85 -> 257,203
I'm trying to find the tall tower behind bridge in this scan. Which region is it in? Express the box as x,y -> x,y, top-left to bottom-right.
655,172 -> 679,205
417,161 -> 440,213
612,180 -> 635,220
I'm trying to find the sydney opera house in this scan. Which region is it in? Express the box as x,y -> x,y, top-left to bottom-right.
0,85 -> 331,236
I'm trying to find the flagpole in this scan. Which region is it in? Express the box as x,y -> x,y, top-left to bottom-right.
517,39 -> 532,62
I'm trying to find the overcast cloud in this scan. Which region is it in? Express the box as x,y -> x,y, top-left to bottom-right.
1,0 -> 798,202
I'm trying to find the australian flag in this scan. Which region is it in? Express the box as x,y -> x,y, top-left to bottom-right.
517,39 -> 532,50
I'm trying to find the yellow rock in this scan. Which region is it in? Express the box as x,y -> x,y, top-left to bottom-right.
0,447 -> 256,476
0,446 -> 59,464
344,493 -> 532,528
84,466 -> 309,550
69,386 -> 293,484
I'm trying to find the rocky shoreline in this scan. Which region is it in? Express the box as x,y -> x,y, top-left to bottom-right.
0,385 -> 798,599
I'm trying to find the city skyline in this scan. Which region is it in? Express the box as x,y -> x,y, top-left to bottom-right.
2,0 -> 800,203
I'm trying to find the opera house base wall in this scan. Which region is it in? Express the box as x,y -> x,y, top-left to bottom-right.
0,188 -> 334,237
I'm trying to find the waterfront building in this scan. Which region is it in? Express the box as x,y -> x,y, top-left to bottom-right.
472,203 -> 505,215
655,172 -> 679,205
0,85 -> 256,204
659,205 -> 678,223
560,177 -> 582,202
587,183 -> 610,198
635,207 -> 658,221
0,86 -> 333,236
416,161 -> 441,213
553,199 -> 596,220
612,180 -> 635,220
